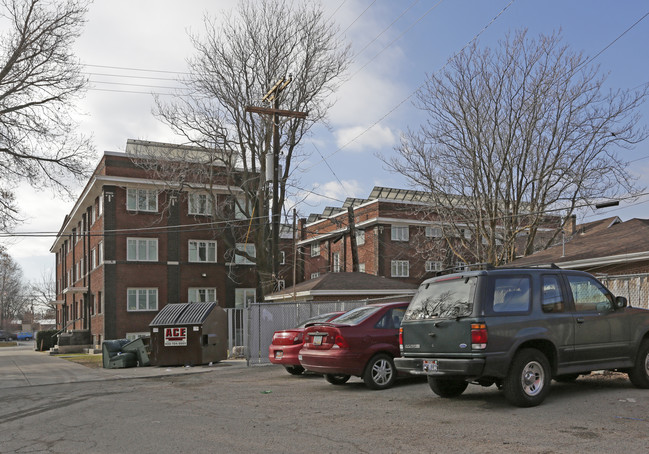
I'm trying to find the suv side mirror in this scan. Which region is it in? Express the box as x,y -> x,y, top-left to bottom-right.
615,296 -> 628,309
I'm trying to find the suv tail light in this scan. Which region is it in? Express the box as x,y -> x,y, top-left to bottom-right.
471,323 -> 487,350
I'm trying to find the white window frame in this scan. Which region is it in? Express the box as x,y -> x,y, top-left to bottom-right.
310,272 -> 320,280
126,188 -> 158,212
235,288 -> 256,308
391,260 -> 410,277
98,241 -> 104,264
311,242 -> 321,257
425,226 -> 443,238
235,243 -> 256,265
358,263 -> 366,273
332,252 -> 341,272
391,225 -> 409,242
127,288 -> 158,311
276,280 -> 286,291
90,204 -> 96,225
355,230 -> 365,246
91,249 -> 97,270
425,260 -> 443,272
188,193 -> 212,216
98,194 -> 103,216
188,287 -> 217,303
127,238 -> 158,262
188,240 -> 217,263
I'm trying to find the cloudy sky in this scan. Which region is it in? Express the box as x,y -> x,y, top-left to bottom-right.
5,0 -> 649,282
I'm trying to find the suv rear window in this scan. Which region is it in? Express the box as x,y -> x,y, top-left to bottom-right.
404,277 -> 476,320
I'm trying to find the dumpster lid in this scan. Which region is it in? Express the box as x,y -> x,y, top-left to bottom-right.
149,302 -> 217,326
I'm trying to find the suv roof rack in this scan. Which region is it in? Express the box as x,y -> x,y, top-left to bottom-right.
496,263 -> 561,269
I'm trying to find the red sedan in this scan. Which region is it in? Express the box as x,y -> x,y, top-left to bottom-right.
268,311 -> 344,375
298,301 -> 408,390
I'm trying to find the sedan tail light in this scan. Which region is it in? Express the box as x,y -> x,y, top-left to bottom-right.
333,334 -> 349,349
292,333 -> 303,344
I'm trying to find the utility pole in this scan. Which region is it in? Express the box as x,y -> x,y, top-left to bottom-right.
246,77 -> 307,286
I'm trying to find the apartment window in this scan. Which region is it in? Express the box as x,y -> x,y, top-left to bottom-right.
235,288 -> 256,308
462,229 -> 472,240
425,261 -> 443,272
234,195 -> 248,220
391,225 -> 409,242
98,194 -> 103,216
126,332 -> 150,341
358,263 -> 366,273
455,261 -> 469,271
279,251 -> 286,265
98,241 -> 104,264
332,252 -> 341,272
276,280 -> 286,291
189,240 -> 217,263
311,242 -> 321,257
311,272 -> 320,279
72,228 -> 76,244
90,204 -> 96,225
127,238 -> 158,262
75,262 -> 80,281
91,249 -> 97,269
425,226 -> 442,238
188,288 -> 217,303
355,230 -> 365,246
235,243 -> 256,265
127,288 -> 158,311
126,188 -> 157,212
188,193 -> 212,215
391,260 -> 410,277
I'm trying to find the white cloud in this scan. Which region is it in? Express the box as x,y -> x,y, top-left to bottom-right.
335,124 -> 396,152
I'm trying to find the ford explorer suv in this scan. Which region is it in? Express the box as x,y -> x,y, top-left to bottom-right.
394,267 -> 649,407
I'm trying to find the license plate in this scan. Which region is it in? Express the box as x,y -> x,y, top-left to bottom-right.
313,335 -> 323,346
274,351 -> 283,359
423,360 -> 438,372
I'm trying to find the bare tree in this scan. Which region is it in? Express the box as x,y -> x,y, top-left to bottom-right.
387,30 -> 648,266
0,245 -> 26,328
29,268 -> 56,317
147,0 -> 350,299
0,0 -> 95,231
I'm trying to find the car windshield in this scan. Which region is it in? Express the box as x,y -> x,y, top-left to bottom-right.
329,305 -> 381,326
404,276 -> 476,320
295,312 -> 340,328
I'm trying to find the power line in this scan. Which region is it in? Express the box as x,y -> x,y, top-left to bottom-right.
302,0 -> 517,171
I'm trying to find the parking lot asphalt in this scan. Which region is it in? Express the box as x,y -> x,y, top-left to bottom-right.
0,342 -> 247,389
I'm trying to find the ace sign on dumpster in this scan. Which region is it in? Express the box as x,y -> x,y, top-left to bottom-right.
164,327 -> 187,346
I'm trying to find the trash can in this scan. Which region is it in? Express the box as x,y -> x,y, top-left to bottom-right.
149,302 -> 227,366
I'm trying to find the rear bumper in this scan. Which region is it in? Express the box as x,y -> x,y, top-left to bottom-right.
298,349 -> 365,376
268,344 -> 302,367
394,356 -> 485,377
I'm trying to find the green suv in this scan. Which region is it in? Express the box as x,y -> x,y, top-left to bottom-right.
394,267 -> 649,407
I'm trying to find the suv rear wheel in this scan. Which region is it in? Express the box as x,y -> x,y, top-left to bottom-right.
628,340 -> 649,388
503,348 -> 551,407
427,377 -> 468,398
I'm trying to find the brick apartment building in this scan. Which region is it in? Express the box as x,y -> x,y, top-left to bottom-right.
51,140 -> 294,345
298,187 -> 562,285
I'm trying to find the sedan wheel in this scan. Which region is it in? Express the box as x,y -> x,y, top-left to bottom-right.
284,365 -> 305,376
363,354 -> 397,390
325,374 -> 351,385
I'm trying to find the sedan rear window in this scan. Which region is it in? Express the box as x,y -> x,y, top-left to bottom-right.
404,277 -> 476,320
332,306 -> 381,325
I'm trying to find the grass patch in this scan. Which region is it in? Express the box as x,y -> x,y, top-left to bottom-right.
60,354 -> 103,369
0,341 -> 17,347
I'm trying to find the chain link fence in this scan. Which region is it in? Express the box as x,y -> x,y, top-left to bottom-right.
598,273 -> 649,310
230,295 -> 413,366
